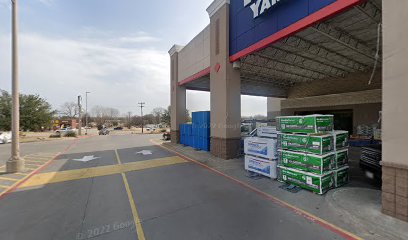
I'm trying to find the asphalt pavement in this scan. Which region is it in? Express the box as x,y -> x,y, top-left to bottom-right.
0,134 -> 348,240
0,139 -> 72,166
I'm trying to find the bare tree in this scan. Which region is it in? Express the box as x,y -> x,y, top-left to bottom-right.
91,105 -> 120,125
152,107 -> 165,124
60,102 -> 79,118
108,108 -> 120,119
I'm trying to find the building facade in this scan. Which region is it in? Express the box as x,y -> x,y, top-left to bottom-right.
169,0 -> 408,221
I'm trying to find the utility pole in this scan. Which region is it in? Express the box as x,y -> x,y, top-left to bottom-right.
78,95 -> 82,136
7,0 -> 24,173
85,92 -> 90,135
138,102 -> 145,134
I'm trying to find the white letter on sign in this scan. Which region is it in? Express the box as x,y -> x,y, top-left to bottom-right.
260,0 -> 271,15
250,0 -> 262,18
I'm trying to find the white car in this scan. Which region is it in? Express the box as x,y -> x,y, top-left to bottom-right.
56,128 -> 75,136
0,132 -> 12,144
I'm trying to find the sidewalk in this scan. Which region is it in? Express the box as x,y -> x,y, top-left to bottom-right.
160,141 -> 408,240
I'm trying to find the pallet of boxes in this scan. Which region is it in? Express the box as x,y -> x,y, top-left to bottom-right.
243,126 -> 279,179
276,115 -> 350,195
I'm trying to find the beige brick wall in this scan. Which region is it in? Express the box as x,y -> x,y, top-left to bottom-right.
178,25 -> 210,82
382,166 -> 408,222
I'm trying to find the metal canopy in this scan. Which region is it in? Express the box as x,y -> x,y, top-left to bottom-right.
186,0 -> 382,98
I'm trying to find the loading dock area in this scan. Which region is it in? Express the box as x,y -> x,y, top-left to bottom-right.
169,0 -> 408,222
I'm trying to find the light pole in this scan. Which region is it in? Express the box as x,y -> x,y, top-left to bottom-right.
7,0 -> 24,173
78,95 -> 82,136
85,92 -> 90,135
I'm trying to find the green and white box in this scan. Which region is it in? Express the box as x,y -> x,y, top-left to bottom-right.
278,133 -> 334,155
335,149 -> 349,169
334,166 -> 349,187
331,130 -> 349,150
278,150 -> 334,175
276,115 -> 333,134
279,166 -> 333,195
245,155 -> 277,179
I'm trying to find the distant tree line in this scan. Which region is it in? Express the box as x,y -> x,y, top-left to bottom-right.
57,104 -> 190,129
0,90 -> 192,132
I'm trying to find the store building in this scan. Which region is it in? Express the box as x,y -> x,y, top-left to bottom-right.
169,0 -> 408,221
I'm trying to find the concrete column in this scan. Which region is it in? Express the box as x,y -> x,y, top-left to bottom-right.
382,1 -> 408,222
168,45 -> 186,144
207,0 -> 241,159
267,98 -> 283,121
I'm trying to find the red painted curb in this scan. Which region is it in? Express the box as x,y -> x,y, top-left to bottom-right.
156,142 -> 361,240
0,138 -> 80,200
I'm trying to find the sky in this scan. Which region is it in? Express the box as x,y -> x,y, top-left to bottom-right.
0,0 -> 267,117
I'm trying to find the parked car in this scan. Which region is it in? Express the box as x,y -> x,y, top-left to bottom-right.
99,128 -> 110,135
162,132 -> 171,141
56,128 -> 75,136
0,132 -> 12,144
114,127 -> 123,131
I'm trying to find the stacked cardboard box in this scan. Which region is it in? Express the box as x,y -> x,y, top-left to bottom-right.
244,126 -> 278,179
277,115 -> 350,194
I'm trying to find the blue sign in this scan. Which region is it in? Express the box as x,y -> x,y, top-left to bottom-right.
229,0 -> 357,61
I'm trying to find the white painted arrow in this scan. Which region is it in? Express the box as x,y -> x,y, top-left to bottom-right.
72,155 -> 100,162
136,150 -> 153,155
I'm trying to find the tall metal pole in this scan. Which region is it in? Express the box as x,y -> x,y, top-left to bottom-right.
78,95 -> 82,136
7,0 -> 24,173
85,92 -> 90,135
138,102 -> 145,134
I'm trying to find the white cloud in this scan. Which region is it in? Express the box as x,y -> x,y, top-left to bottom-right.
36,0 -> 54,6
118,33 -> 160,44
0,32 -> 170,114
0,0 -> 10,9
0,31 -> 268,117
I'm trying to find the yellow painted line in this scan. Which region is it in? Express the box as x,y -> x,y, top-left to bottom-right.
0,184 -> 11,189
121,173 -> 145,240
19,156 -> 187,189
115,150 -> 146,240
24,167 -> 38,170
14,172 -> 28,176
115,150 -> 123,164
25,163 -> 43,167
25,161 -> 46,164
0,177 -> 19,182
24,157 -> 48,161
27,152 -> 58,156
24,157 -> 51,161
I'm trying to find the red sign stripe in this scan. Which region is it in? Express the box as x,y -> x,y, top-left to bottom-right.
229,0 -> 365,62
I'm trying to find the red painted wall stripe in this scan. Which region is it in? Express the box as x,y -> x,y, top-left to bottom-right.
178,67 -> 211,86
229,0 -> 365,62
